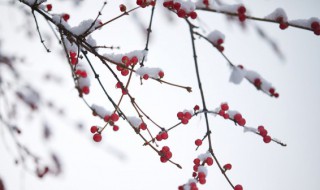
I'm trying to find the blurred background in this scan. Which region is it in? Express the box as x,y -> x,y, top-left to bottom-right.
0,0 -> 319,189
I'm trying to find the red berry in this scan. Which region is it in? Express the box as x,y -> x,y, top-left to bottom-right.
234,113 -> 242,122
139,122 -> 147,130
177,112 -> 184,119
263,135 -> 271,143
223,163 -> 232,170
162,146 -> 170,152
193,158 -> 200,165
195,139 -> 202,146
238,14 -> 246,22
234,184 -> 243,190
136,0 -> 143,5
189,12 -> 197,19
165,151 -> 172,159
113,125 -> 119,131
121,56 -> 129,64
110,113 -> 119,122
158,71 -> 164,78
160,156 -> 168,163
237,6 -> 246,14
206,157 -> 214,166
143,74 -> 149,80
218,109 -> 224,116
199,177 -> 206,184
161,132 -> 169,140
62,14 -> 70,22
279,22 -> 289,30
220,103 -> 229,111
217,38 -> 224,45
269,88 -> 275,95
82,86 -> 90,94
156,134 -> 162,141
116,82 -> 122,88
184,112 -> 192,119
194,105 -> 200,111
198,172 -> 206,178
130,56 -> 138,65
93,133 -> 102,142
238,118 -> 246,126
121,69 -> 129,76
311,21 -> 320,30
181,118 -> 189,124
90,126 -> 98,133
254,78 -> 262,88
173,2 -> 181,10
119,4 -> 126,12
274,93 -> 279,98
193,164 -> 199,172
217,45 -> 224,52
46,4 -> 52,11
177,9 -> 186,18
314,29 -> 320,35
223,113 -> 229,119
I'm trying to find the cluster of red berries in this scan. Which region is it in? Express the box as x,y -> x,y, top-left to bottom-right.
163,1 -> 197,19
69,51 -> 78,65
217,103 -> 230,119
258,125 -> 271,143
90,126 -> 102,142
193,156 -> 213,172
268,87 -> 279,98
159,146 -> 172,163
214,38 -> 225,52
115,81 -> 127,95
218,103 -> 246,126
311,21 -> 320,35
237,6 -> 246,22
177,110 -> 192,124
178,181 -> 198,190
75,69 -> 87,78
252,77 -> 279,98
119,4 -> 126,12
276,16 -> 289,30
46,4 -> 52,11
142,70 -> 164,80
156,131 -> 169,141
116,55 -> 138,76
136,0 -> 155,8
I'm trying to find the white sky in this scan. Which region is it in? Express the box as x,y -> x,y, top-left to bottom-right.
0,0 -> 320,190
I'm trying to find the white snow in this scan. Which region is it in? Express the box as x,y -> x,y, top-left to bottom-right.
265,8 -> 288,21
91,104 -> 112,118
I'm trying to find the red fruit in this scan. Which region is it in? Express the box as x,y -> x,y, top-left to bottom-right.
177,112 -> 184,119
193,158 -> 200,165
80,71 -> 87,78
279,22 -> 289,30
193,164 -> 199,172
46,4 -> 52,11
121,56 -> 129,64
90,126 -> 98,133
199,177 -> 206,184
156,134 -> 162,141
82,86 -> 90,94
223,113 -> 229,119
165,151 -> 172,159
162,146 -> 170,152
121,69 -> 129,76
195,139 -> 202,146
104,115 -> 110,122
238,14 -> 246,22
173,2 -> 181,10
189,12 -> 197,19
218,109 -> 224,116
163,1 -> 170,7
311,21 -> 320,30
143,74 -> 149,80
110,113 -> 119,122
206,157 -> 214,166
234,184 -> 243,190
269,88 -> 275,95
217,38 -> 224,45
113,125 -> 119,131
223,163 -> 232,170
314,29 -> 320,35
93,133 -> 102,142
220,103 -> 229,111
237,6 -> 246,14
217,45 -> 224,52
130,56 -> 138,65
181,118 -> 189,124
238,118 -> 246,126
263,135 -> 272,143
119,4 -> 126,12
274,93 -> 279,98
158,71 -> 164,78
116,82 -> 122,88
62,14 -> 70,22
194,105 -> 200,111
198,172 -> 206,178
184,112 -> 192,119
150,1 -> 156,6
234,113 -> 242,122
136,0 -> 143,5
192,172 -> 197,177
161,132 -> 169,140
160,156 -> 168,163
139,123 -> 147,130
177,9 -> 186,18
254,78 -> 262,87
